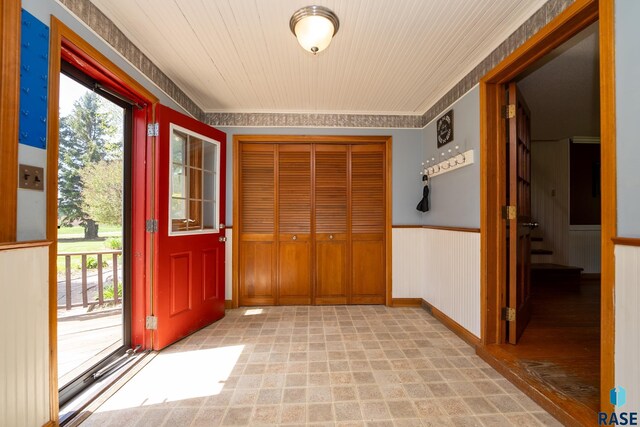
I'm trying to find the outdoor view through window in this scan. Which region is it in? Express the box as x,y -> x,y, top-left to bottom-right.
57,73 -> 126,391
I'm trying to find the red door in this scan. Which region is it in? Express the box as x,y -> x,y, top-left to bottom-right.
152,104 -> 226,350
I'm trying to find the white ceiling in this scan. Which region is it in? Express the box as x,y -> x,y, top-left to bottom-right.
90,0 -> 547,115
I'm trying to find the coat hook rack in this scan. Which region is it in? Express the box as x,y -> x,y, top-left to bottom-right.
420,146 -> 474,178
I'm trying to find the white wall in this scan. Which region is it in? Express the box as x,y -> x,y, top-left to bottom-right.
531,140 -> 601,273
0,245 -> 50,427
393,228 -> 481,338
614,244 -> 640,412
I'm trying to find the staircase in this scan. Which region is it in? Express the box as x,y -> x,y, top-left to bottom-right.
530,231 -> 583,287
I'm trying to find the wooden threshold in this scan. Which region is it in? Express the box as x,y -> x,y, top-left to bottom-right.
477,344 -> 596,427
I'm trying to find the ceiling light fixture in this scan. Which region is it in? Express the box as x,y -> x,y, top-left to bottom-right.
289,5 -> 340,55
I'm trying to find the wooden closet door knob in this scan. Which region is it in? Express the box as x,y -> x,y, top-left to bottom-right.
292,235 -> 297,240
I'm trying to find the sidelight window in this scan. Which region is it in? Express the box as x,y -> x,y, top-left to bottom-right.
169,124 -> 220,234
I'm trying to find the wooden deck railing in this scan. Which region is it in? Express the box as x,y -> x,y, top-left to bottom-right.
57,250 -> 122,310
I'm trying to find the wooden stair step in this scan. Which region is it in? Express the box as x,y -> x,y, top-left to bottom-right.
532,249 -> 553,255
531,263 -> 584,286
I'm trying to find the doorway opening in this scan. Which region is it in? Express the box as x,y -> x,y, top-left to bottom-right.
56,60 -> 133,407
478,0 -> 615,425
47,18 -> 160,424
490,21 -> 602,420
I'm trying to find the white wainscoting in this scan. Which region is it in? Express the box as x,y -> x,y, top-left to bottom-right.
391,229 -> 424,298
225,228 -> 233,301
615,244 -> 640,411
0,245 -> 50,427
393,228 -> 481,338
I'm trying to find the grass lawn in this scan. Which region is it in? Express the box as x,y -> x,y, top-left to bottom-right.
57,235 -> 122,273
58,224 -> 122,237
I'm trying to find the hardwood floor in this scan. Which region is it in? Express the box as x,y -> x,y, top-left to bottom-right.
478,276 -> 600,426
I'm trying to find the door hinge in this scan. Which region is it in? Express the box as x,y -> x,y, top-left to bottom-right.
147,123 -> 159,137
146,219 -> 158,233
145,315 -> 158,330
502,104 -> 516,119
502,205 -> 517,220
502,307 -> 516,322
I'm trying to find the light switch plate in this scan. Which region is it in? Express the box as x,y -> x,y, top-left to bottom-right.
19,164 -> 44,191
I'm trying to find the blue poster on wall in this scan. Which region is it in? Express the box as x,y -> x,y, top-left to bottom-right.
19,10 -> 49,150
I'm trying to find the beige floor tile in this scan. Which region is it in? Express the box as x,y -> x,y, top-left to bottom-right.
308,402 -> 334,422
78,307 -> 560,427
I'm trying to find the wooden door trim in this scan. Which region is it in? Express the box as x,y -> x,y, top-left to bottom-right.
612,237 -> 640,247
47,17 -> 158,423
232,134 -> 393,308
479,0 -> 615,415
0,0 -> 21,243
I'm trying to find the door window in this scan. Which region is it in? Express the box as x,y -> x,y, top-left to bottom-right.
170,124 -> 220,234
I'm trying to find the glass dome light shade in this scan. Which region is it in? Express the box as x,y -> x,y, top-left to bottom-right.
290,6 -> 339,54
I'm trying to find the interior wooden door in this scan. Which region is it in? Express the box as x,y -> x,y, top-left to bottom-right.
350,144 -> 386,304
314,145 -> 349,304
277,144 -> 312,305
238,144 -> 277,306
507,82 -> 533,344
153,104 -> 226,350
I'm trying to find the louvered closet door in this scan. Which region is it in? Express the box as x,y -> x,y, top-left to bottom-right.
351,144 -> 386,304
315,145 -> 349,304
277,145 -> 312,305
239,144 -> 277,306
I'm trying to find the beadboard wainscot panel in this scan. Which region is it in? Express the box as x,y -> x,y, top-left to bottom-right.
225,228 -> 232,301
615,243 -> 640,411
422,228 -> 481,338
0,243 -> 50,426
392,227 -> 426,298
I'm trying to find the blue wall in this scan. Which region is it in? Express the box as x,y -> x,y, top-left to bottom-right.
616,0 -> 640,238
219,89 -> 482,228
421,86 -> 480,228
217,127 -> 424,226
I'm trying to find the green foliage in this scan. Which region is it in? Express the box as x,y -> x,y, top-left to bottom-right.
105,237 -> 123,250
58,91 -> 123,228
80,160 -> 123,226
85,256 -> 108,269
101,283 -> 123,301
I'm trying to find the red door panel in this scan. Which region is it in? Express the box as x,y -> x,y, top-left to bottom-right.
152,104 -> 226,350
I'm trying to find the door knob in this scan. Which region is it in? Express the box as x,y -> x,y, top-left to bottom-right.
329,234 -> 334,240
292,235 -> 297,240
522,222 -> 539,229
219,236 -> 227,242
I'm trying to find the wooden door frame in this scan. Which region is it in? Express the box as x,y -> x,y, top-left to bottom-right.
232,134 -> 393,308
479,0 -> 615,414
47,17 -> 158,423
0,0 -> 21,243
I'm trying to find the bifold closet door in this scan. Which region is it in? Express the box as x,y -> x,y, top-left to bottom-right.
238,144 -> 277,306
315,145 -> 349,304
277,145 -> 312,305
351,144 -> 386,304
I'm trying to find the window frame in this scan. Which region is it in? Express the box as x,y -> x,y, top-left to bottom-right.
168,123 -> 221,236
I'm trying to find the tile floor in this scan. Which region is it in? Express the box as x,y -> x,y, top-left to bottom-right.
80,306 -> 562,426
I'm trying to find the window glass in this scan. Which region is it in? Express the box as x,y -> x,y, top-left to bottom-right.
169,125 -> 219,234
